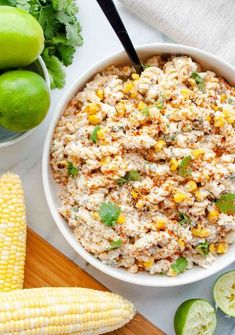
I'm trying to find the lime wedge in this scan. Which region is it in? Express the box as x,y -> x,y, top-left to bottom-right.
174,299 -> 217,335
213,270 -> 235,317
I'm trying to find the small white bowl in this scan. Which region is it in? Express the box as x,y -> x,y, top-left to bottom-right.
0,56 -> 50,148
43,43 -> 235,287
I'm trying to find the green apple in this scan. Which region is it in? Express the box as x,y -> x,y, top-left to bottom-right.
0,6 -> 44,69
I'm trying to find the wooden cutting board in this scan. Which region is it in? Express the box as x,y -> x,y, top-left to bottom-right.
24,229 -> 165,335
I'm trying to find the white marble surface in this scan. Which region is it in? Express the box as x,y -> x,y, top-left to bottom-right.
0,1 -> 234,334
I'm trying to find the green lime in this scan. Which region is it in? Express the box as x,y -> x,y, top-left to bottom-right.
174,299 -> 217,335
0,70 -> 50,132
213,270 -> 235,317
0,6 -> 44,69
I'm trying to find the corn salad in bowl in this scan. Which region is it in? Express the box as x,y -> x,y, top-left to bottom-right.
49,50 -> 235,280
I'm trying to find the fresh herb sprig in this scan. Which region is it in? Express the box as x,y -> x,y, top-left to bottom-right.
191,72 -> 206,92
108,239 -> 122,250
216,193 -> 235,214
117,170 -> 140,185
196,242 -> 209,256
90,126 -> 101,143
178,156 -> 192,177
67,161 -> 79,176
1,0 -> 83,88
171,257 -> 188,274
178,213 -> 191,225
98,201 -> 121,227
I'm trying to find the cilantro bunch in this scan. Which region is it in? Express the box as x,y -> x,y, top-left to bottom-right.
1,0 -> 83,88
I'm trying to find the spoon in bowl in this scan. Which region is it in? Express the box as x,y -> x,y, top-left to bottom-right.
96,0 -> 144,74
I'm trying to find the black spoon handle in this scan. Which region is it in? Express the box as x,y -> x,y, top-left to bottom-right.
96,0 -> 143,74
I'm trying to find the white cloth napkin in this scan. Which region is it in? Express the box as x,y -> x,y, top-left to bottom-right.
119,0 -> 235,66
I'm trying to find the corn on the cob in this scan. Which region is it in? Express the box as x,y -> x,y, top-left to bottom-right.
0,172 -> 26,292
0,287 -> 135,335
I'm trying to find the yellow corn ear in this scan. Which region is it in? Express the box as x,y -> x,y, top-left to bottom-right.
0,287 -> 135,335
0,172 -> 26,292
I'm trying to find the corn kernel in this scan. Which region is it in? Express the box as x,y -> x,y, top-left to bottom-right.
168,268 -> 177,277
195,190 -> 203,202
116,102 -> 126,117
178,239 -> 185,250
171,101 -> 180,108
137,101 -> 147,111
130,90 -> 138,99
100,156 -> 111,166
188,78 -> 196,88
227,116 -> 235,124
181,88 -> 192,100
222,109 -> 230,118
220,94 -> 227,103
214,115 -> 225,127
96,89 -> 104,100
117,214 -> 126,224
173,192 -> 187,203
131,73 -> 139,80
136,200 -> 144,209
223,109 -> 235,124
155,219 -> 166,230
209,243 -> 216,254
97,128 -> 105,140
206,115 -> 212,122
85,103 -> 99,115
207,210 -> 219,224
131,191 -> 138,199
92,212 -> 100,220
123,82 -> 134,93
203,174 -> 210,182
154,140 -> 166,153
191,227 -> 210,238
170,158 -> 178,172
185,181 -> 197,193
88,114 -> 101,125
217,242 -> 228,254
212,105 -> 219,111
144,257 -> 154,269
192,149 -> 205,159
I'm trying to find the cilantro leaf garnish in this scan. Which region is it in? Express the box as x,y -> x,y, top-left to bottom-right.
178,156 -> 192,177
5,0 -> 83,89
141,107 -> 150,116
90,126 -> 101,143
57,45 -> 76,66
98,202 -> 121,227
171,257 -> 188,274
191,72 -> 206,92
216,193 -> 235,214
117,170 -> 140,185
116,177 -> 127,186
155,101 -> 163,110
109,239 -> 122,250
0,0 -> 16,5
126,170 -> 141,181
178,212 -> 191,225
42,49 -> 65,89
196,242 -> 209,256
67,161 -> 79,176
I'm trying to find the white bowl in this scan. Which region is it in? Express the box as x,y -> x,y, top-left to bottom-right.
0,56 -> 50,148
43,43 -> 235,287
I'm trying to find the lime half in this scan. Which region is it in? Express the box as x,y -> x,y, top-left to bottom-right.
213,270 -> 235,317
174,299 -> 217,335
